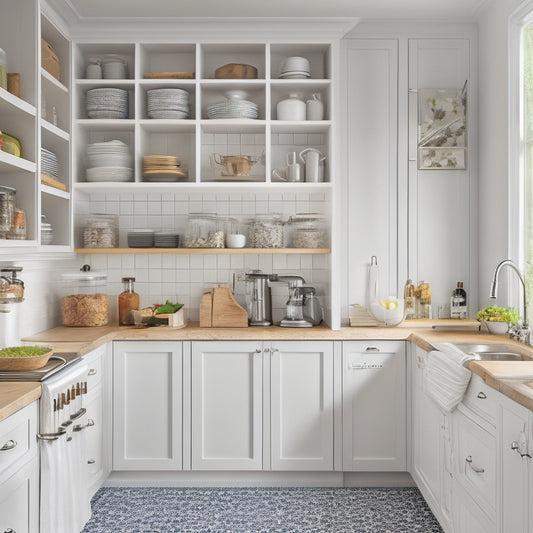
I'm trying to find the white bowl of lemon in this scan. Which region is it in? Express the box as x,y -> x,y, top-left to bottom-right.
369,297 -> 405,327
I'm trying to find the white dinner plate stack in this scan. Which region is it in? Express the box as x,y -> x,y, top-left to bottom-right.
86,139 -> 133,182
86,87 -> 129,119
41,148 -> 59,178
206,98 -> 259,119
279,56 -> 311,79
147,88 -> 190,119
127,229 -> 155,248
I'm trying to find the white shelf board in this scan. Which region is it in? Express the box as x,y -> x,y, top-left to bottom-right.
41,69 -> 69,93
200,119 -> 266,133
41,120 -> 70,141
0,151 -> 36,173
41,184 -> 71,199
0,88 -> 36,117
270,120 -> 331,134
76,119 -> 135,130
138,119 -> 196,133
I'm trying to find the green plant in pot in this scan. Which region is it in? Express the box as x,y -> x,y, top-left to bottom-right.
476,305 -> 520,334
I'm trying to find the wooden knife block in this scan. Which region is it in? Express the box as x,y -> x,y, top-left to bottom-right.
199,286 -> 248,327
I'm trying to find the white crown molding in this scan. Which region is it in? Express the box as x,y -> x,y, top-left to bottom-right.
60,16 -> 359,41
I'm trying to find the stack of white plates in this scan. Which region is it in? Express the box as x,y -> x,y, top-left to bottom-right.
206,99 -> 259,119
86,88 -> 129,119
279,56 -> 311,79
147,88 -> 190,119
41,148 -> 59,178
86,140 -> 133,182
127,229 -> 155,248
154,232 -> 180,247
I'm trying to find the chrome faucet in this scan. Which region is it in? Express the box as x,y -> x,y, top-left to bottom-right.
489,259 -> 530,344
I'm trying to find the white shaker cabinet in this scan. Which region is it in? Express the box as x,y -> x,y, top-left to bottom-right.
0,402 -> 39,533
190,340 -> 334,471
191,341 -> 263,470
411,345 -> 453,532
342,340 -> 406,471
113,341 -> 183,470
270,340 -> 334,471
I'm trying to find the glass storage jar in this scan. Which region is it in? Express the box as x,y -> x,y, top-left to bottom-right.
59,266 -> 109,326
8,207 -> 26,240
118,277 -> 139,326
289,213 -> 328,248
182,213 -> 223,248
248,214 -> 284,248
83,214 -> 119,248
41,214 -> 53,245
0,186 -> 16,239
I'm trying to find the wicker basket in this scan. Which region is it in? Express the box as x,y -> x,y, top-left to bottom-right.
0,347 -> 53,370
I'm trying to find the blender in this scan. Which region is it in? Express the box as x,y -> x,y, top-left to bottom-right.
238,270 -> 272,326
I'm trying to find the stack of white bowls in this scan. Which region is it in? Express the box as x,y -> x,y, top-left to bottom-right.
86,87 -> 129,119
86,140 -> 133,182
279,56 -> 311,79
147,88 -> 190,119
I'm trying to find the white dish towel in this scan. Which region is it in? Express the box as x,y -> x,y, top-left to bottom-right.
39,359 -> 91,533
425,342 -> 474,412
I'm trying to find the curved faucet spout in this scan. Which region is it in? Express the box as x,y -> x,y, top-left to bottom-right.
489,259 -> 528,326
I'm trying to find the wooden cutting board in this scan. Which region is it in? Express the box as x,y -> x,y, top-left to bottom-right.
200,286 -> 248,328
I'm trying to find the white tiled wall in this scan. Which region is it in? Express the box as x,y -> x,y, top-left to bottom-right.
77,189 -> 331,323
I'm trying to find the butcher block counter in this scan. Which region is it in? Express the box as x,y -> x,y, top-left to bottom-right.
2,319 -> 533,420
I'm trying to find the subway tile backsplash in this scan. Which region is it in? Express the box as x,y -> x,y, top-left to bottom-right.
77,190 -> 331,323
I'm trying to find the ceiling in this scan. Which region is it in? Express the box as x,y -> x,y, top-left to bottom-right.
56,0 -> 490,22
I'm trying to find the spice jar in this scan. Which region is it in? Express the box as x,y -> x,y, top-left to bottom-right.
8,207 -> 26,240
59,265 -> 108,326
182,213 -> 223,248
288,213 -> 327,248
83,214 -> 119,248
118,277 -> 139,326
248,214 -> 284,248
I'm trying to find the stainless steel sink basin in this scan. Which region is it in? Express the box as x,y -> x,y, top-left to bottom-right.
453,343 -> 532,362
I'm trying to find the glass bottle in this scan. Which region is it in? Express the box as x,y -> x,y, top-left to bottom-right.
118,277 -> 139,326
450,281 -> 467,319
404,279 -> 416,319
416,280 -> 432,319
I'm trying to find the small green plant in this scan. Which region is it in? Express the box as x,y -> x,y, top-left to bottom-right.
476,305 -> 520,324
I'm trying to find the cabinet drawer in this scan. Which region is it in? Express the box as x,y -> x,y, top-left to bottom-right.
0,402 -> 37,479
454,410 -> 497,517
462,374 -> 497,425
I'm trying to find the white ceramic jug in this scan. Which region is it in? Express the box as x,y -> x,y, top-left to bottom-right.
306,93 -> 324,121
299,147 -> 326,182
277,93 -> 306,121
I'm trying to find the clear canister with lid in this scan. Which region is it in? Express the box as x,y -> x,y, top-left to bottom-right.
248,213 -> 284,248
0,186 -> 16,238
41,214 -> 53,245
289,213 -> 328,248
59,265 -> 109,326
83,213 -> 119,248
182,213 -> 223,248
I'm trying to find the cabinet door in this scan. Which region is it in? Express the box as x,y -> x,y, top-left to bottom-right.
191,341 -> 262,470
342,341 -> 406,471
0,456 -> 39,533
85,388 -> 103,497
500,397 -> 530,533
411,347 -> 443,509
113,341 -> 182,470
270,341 -> 333,471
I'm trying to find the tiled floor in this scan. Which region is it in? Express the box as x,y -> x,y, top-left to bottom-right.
81,486 -> 443,533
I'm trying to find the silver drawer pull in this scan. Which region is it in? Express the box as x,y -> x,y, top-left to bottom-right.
88,368 -> 97,376
87,458 -> 96,464
365,346 -> 380,352
4,528 -> 16,533
73,419 -> 95,432
0,439 -> 17,451
37,428 -> 66,441
511,441 -> 532,459
465,455 -> 485,473
477,391 -> 487,399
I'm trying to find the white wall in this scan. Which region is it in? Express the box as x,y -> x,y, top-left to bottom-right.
477,0 -> 524,309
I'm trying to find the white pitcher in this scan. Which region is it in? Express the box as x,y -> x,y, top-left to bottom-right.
299,147 -> 326,182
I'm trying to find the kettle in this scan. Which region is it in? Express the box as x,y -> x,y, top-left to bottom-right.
299,147 -> 326,182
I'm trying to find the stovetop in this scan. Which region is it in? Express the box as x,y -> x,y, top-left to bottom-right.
0,352 -> 81,382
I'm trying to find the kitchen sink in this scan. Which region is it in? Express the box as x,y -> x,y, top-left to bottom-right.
452,343 -> 533,362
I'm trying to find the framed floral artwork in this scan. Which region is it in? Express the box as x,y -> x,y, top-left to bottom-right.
418,84 -> 467,170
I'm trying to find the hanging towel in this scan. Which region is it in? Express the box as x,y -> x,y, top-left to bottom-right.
39,359 -> 92,533
425,343 -> 474,412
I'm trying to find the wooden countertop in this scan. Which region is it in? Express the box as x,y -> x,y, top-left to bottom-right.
0,382 -> 41,422
2,319 -> 531,421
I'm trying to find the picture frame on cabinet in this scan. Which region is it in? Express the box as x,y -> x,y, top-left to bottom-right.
417,84 -> 467,170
